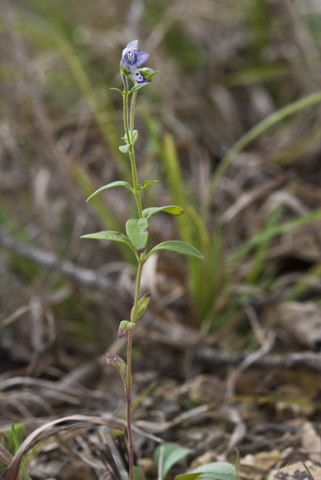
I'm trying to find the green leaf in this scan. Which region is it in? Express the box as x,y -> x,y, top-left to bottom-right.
132,130 -> 138,145
148,241 -> 203,259
228,207 -> 321,264
81,230 -> 132,246
119,144 -> 130,153
122,130 -> 138,145
202,90 -> 321,217
193,475 -> 237,480
129,83 -> 149,94
131,293 -> 151,322
81,231 -> 138,259
86,181 -> 134,202
10,424 -> 29,480
142,205 -> 185,219
139,68 -> 160,81
133,466 -> 146,480
141,180 -> 159,190
126,218 -> 149,252
106,353 -> 129,393
118,320 -> 135,338
175,462 -> 236,480
109,87 -> 124,95
154,443 -> 192,480
5,423 -> 25,455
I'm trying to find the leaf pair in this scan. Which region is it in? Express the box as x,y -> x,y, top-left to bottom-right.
119,130 -> 139,153
83,200 -> 202,259
118,292 -> 151,338
82,228 -> 203,260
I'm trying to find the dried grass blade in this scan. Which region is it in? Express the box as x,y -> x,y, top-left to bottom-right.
7,415 -> 123,480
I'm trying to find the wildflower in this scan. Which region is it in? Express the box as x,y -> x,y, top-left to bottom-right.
122,40 -> 149,83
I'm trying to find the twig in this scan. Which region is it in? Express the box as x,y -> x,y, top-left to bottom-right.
0,228 -> 113,292
195,346 -> 321,372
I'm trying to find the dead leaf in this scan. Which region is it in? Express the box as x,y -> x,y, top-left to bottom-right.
240,449 -> 281,480
278,302 -> 321,350
266,460 -> 321,480
301,421 -> 321,463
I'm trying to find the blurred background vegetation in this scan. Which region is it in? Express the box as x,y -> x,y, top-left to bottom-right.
1,0 -> 321,360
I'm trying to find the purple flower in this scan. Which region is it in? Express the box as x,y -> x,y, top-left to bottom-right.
122,40 -> 149,84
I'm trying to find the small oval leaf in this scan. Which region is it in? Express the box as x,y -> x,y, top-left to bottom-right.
148,241 -> 203,259
122,130 -> 138,144
119,144 -> 130,153
139,68 -> 159,81
86,181 -> 134,202
142,205 -> 185,219
141,180 -> 159,190
131,292 -> 151,322
118,320 -> 135,338
126,218 -> 149,251
106,353 -> 129,392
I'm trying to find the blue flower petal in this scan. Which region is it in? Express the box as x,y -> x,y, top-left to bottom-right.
135,51 -> 149,67
130,66 -> 147,83
126,40 -> 138,51
122,58 -> 130,70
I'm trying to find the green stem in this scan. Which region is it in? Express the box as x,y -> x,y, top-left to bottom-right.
126,253 -> 145,480
122,76 -> 142,218
129,147 -> 143,218
122,74 -> 145,480
130,92 -> 138,140
122,75 -> 131,147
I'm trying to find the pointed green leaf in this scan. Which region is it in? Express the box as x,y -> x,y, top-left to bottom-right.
175,462 -> 236,480
81,230 -> 131,245
118,320 -> 135,338
148,241 -> 203,259
132,130 -> 138,145
109,87 -> 124,95
126,218 -> 149,252
81,231 -> 139,260
139,68 -> 159,81
119,144 -> 130,153
106,353 -> 129,392
143,205 -> 185,219
131,293 -> 151,322
129,83 -> 149,94
86,181 -> 134,202
141,180 -> 159,190
155,443 -> 192,480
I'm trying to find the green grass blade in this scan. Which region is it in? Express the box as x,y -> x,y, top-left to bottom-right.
303,463 -> 315,480
229,208 -> 321,264
202,90 -> 321,217
246,205 -> 283,283
11,424 -> 29,480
